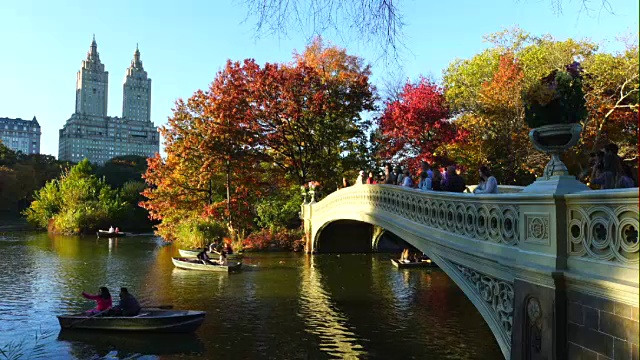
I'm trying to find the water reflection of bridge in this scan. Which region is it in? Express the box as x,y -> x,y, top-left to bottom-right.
302,184 -> 639,360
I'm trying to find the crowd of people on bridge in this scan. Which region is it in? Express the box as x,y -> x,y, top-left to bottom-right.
347,161 -> 499,194
343,142 -> 635,194
580,143 -> 637,189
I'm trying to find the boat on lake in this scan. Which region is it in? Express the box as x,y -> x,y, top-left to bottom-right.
391,258 -> 437,269
57,309 -> 206,333
97,230 -> 126,238
172,257 -> 242,272
178,248 -> 243,260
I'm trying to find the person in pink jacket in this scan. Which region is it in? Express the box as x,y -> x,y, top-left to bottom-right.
82,287 -> 113,315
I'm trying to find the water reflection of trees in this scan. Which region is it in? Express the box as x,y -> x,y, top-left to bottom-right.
298,254 -> 367,358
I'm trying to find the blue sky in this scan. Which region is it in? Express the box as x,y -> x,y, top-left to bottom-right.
0,0 -> 637,157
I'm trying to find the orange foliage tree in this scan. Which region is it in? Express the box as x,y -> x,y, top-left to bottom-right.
142,39 -> 376,242
141,60 -> 265,240
445,53 -> 540,185
255,37 -> 375,189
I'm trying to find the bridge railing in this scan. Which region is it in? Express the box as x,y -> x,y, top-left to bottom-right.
303,185 -> 639,288
564,189 -> 639,300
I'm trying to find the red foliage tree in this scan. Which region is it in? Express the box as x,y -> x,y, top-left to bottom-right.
376,77 -> 455,172
141,60 -> 265,239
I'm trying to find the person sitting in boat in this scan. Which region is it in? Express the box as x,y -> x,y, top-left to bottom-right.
114,227 -> 120,234
197,249 -> 215,265
218,249 -> 228,266
225,242 -> 233,255
111,287 -> 141,316
400,248 -> 410,263
82,287 -> 112,315
108,226 -> 114,233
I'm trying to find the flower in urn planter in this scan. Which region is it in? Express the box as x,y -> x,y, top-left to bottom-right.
523,61 -> 587,128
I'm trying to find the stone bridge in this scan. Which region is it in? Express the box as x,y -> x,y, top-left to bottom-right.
301,183 -> 639,360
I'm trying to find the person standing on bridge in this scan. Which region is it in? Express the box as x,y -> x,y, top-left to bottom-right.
442,166 -> 466,193
384,164 -> 395,185
394,165 -> 404,185
473,166 -> 498,194
401,169 -> 414,187
418,171 -> 432,191
420,161 -> 434,180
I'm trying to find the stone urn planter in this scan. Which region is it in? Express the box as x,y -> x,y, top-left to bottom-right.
529,123 -> 583,180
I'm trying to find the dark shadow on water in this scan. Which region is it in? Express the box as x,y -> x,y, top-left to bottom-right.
57,330 -> 205,358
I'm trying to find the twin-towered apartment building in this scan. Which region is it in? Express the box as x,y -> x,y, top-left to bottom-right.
1,36 -> 159,165
58,36 -> 159,164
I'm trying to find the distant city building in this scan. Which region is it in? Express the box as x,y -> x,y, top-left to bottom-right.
0,116 -> 41,154
59,36 -> 159,165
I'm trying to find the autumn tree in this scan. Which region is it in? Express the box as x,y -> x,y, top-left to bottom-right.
376,77 -> 456,172
141,60 -> 264,241
254,37 -> 376,189
444,54 -> 539,184
441,28 -> 635,183
582,44 -> 639,160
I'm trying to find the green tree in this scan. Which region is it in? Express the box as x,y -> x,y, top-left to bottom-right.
95,155 -> 149,189
441,29 -> 633,183
24,159 -> 128,234
0,141 -> 18,167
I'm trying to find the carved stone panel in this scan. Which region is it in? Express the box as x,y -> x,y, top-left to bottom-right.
524,213 -> 550,246
449,261 -> 514,342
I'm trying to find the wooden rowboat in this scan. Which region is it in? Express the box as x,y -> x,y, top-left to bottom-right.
178,248 -> 243,260
391,258 -> 437,268
172,257 -> 242,272
97,230 -> 126,238
57,309 -> 206,333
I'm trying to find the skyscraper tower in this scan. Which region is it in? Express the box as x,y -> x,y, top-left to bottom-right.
75,35 -> 109,117
59,37 -> 159,165
122,44 -> 152,122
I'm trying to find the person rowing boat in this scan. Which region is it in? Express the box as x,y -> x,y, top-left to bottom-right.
196,249 -> 216,265
111,287 -> 141,316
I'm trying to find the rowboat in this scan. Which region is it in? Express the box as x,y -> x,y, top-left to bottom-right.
97,230 -> 126,238
57,309 -> 206,333
172,257 -> 242,272
391,258 -> 437,268
178,248 -> 243,260
57,330 -> 206,355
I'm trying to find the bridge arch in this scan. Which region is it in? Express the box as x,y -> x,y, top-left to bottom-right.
302,184 -> 639,359
313,211 -> 513,357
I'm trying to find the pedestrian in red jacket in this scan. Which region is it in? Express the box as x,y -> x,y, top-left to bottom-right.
82,287 -> 112,315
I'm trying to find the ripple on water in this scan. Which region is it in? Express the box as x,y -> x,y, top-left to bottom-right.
0,237 -> 503,359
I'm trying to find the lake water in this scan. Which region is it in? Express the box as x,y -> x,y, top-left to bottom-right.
0,232 -> 502,359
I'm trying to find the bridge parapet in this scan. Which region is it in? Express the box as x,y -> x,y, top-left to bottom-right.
301,184 -> 639,359
564,189 -> 639,301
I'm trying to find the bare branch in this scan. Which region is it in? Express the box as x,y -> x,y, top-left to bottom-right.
239,0 -> 615,64
240,0 -> 405,62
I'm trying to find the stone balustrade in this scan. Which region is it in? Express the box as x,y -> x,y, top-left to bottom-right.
301,183 -> 639,360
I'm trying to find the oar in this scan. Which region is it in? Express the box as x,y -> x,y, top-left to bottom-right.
69,308 -> 110,328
